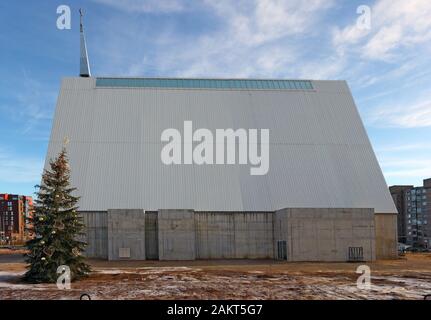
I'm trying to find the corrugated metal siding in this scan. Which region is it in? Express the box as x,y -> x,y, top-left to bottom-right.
45,78 -> 397,213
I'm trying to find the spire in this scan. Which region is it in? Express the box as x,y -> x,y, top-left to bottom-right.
79,9 -> 91,77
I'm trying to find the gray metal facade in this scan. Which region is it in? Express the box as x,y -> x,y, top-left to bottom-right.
45,77 -> 396,214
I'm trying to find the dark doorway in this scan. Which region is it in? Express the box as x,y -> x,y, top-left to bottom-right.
145,211 -> 159,260
277,240 -> 287,260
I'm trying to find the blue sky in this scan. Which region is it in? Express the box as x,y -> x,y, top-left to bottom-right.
0,0 -> 430,197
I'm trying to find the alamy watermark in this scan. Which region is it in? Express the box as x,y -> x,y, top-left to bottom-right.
56,5 -> 71,30
161,121 -> 270,175
56,265 -> 71,290
356,5 -> 371,30
356,265 -> 371,290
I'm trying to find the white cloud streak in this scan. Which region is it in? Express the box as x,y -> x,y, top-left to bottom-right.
93,0 -> 336,78
91,0 -> 187,13
205,0 -> 334,46
376,143 -> 431,152
0,148 -> 43,184
0,70 -> 56,139
380,158 -> 431,179
333,0 -> 431,61
368,96 -> 431,128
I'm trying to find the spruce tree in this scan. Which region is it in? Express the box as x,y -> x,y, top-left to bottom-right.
24,147 -> 90,283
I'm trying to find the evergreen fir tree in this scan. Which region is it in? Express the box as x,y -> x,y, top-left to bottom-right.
24,147 -> 90,283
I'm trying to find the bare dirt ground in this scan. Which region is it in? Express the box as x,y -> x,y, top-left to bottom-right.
0,248 -> 28,255
1,252 -> 431,300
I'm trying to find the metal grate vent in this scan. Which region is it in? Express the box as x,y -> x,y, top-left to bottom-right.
348,247 -> 364,262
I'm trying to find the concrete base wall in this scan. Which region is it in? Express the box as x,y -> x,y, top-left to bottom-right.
375,213 -> 398,259
158,209 -> 196,260
80,211 -> 108,259
80,208 -> 393,262
195,212 -> 273,259
107,209 -> 146,260
275,208 -> 376,261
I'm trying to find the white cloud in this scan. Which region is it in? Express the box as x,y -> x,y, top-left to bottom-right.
353,59 -> 422,90
90,0 -> 430,93
172,0 -> 336,77
333,23 -> 370,49
376,143 -> 431,152
333,0 -> 431,61
204,0 -> 335,46
92,0 -> 186,13
385,167 -> 431,179
380,158 -> 431,179
376,152 -> 431,184
376,141 -> 431,184
0,70 -> 56,138
93,0 -> 336,78
368,97 -> 431,128
297,56 -> 347,80
0,148 -> 43,184
362,24 -> 403,60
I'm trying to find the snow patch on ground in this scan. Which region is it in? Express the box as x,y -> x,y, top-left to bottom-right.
0,271 -> 57,291
95,266 -> 196,275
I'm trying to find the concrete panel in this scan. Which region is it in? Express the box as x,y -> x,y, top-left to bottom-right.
195,212 -> 236,259
233,212 -> 274,259
195,212 -> 274,259
108,209 -> 145,260
275,208 -> 376,262
375,213 -> 398,259
80,211 -> 108,258
158,209 -> 195,260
